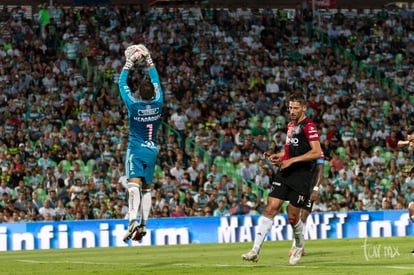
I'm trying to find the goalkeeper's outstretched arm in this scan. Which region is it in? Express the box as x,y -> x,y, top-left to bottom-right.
118,67 -> 133,106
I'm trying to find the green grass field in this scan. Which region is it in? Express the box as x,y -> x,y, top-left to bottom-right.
1,237 -> 413,275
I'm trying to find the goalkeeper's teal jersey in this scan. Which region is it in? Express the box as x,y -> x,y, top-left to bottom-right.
118,67 -> 163,183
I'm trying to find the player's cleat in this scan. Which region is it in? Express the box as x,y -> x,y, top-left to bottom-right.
288,248 -> 306,257
241,249 -> 259,263
123,220 -> 139,242
411,249 -> 414,255
132,225 -> 147,241
289,245 -> 304,265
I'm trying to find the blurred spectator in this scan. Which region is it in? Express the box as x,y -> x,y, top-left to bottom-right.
0,5 -> 413,222
171,205 -> 186,217
362,190 -> 382,211
213,200 -> 230,216
38,200 -> 56,220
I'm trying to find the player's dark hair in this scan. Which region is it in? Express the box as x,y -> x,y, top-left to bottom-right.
140,80 -> 155,101
287,94 -> 306,106
407,127 -> 414,135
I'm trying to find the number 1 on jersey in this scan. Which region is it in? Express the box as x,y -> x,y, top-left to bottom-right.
147,124 -> 153,140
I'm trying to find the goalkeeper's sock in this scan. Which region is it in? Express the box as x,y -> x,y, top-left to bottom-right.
127,183 -> 141,221
141,189 -> 152,226
252,216 -> 273,253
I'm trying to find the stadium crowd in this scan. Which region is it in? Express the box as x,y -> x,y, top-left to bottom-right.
0,3 -> 414,222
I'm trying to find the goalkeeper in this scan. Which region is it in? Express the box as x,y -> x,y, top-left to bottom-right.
119,45 -> 163,242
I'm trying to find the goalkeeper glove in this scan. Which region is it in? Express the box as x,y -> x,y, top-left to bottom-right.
123,59 -> 134,71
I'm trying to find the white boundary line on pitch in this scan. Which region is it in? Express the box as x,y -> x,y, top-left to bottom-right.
16,260 -> 130,265
173,263 -> 312,268
16,260 -> 414,270
386,266 -> 414,270
174,263 -> 414,269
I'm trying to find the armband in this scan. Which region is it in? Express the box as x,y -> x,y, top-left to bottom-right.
313,186 -> 319,192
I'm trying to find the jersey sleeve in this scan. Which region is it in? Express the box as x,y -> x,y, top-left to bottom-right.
148,67 -> 163,104
118,69 -> 135,108
304,120 -> 320,142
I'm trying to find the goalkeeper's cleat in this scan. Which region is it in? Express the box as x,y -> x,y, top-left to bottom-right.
132,225 -> 147,241
241,249 -> 259,263
123,220 -> 139,242
289,245 -> 304,265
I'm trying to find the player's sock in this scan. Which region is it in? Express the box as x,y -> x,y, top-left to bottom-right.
141,189 -> 152,226
293,220 -> 304,247
253,216 -> 273,253
291,220 -> 306,249
127,183 -> 141,221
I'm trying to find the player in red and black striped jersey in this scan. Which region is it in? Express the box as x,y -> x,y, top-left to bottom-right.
242,94 -> 322,265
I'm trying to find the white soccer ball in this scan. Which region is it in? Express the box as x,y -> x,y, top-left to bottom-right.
124,44 -> 148,64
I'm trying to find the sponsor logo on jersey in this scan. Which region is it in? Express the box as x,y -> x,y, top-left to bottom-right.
272,181 -> 281,186
288,137 -> 299,145
133,105 -> 161,122
309,133 -> 319,139
153,83 -> 159,92
141,141 -> 156,148
138,106 -> 160,116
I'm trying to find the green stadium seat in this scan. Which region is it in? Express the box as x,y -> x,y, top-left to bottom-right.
382,151 -> 394,164
262,189 -> 269,202
222,162 -> 233,176
410,95 -> 414,105
336,147 -> 346,160
372,146 -> 385,156
59,160 -> 72,173
248,116 -> 260,128
36,189 -> 47,203
380,178 -> 391,191
154,164 -> 164,179
262,115 -> 272,128
86,159 -> 97,171
213,156 -> 225,167
243,129 -> 251,136
50,160 -> 57,168
324,160 -> 330,178
83,159 -> 96,179
382,100 -> 391,116
74,159 -> 85,171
